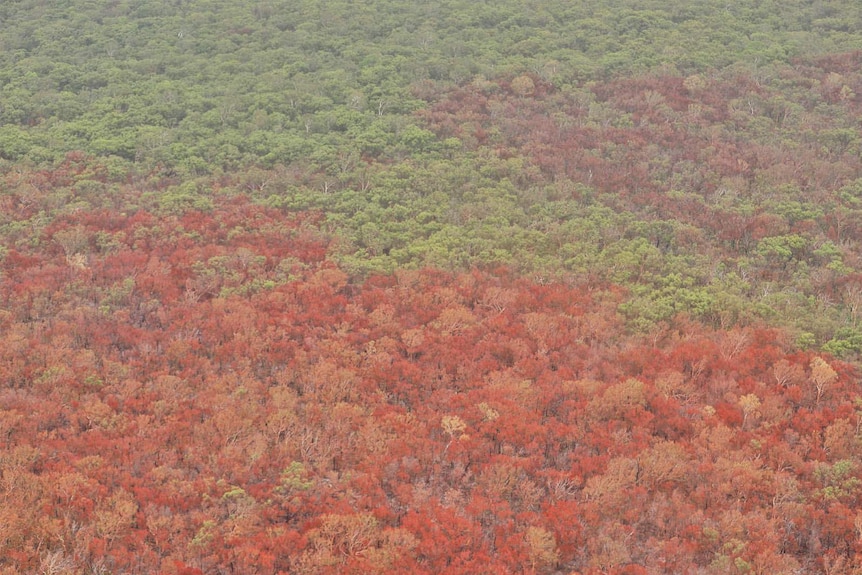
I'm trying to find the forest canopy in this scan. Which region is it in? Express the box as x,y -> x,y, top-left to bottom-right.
3,0 -> 862,574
